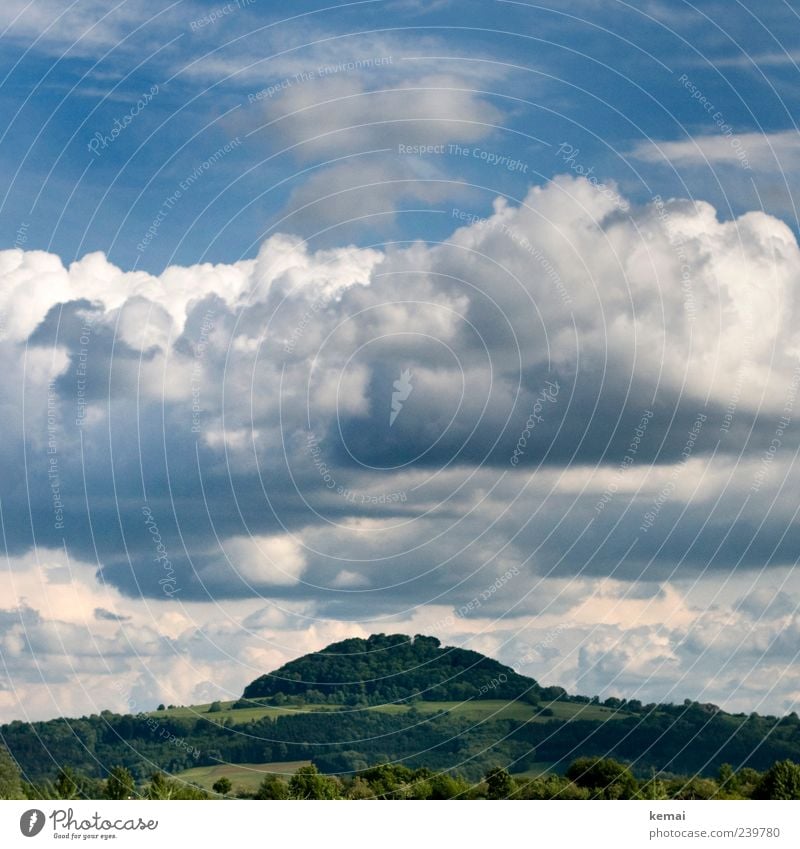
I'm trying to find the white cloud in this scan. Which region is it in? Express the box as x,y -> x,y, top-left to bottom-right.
221,534 -> 307,587
250,72 -> 503,162
631,130 -> 800,171
0,0 -> 181,54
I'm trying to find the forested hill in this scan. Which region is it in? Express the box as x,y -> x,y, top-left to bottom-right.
242,634 -> 544,704
4,633 -> 800,786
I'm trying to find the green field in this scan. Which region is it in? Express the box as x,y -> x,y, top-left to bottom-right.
176,761 -> 313,792
176,757 -> 558,787
153,697 -> 629,726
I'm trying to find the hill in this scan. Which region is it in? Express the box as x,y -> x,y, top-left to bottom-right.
241,633 -> 544,704
2,633 -> 800,786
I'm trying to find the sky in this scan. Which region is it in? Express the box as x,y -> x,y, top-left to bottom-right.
1,0 -> 800,722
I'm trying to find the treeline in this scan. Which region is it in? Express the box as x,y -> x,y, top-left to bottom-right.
4,747 -> 800,801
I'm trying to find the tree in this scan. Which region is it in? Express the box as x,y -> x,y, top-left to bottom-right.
207,701 -> 223,713
359,764 -> 414,799
732,767 -> 762,799
288,765 -> 340,799
514,774 -> 589,800
428,772 -> 468,800
146,772 -> 207,800
717,763 -> 735,790
484,767 -> 514,800
212,777 -> 232,796
106,766 -> 135,800
346,777 -> 374,799
637,769 -> 668,800
754,760 -> 800,800
55,767 -> 80,800
146,772 -> 174,800
255,775 -> 290,799
0,744 -> 23,799
565,757 -> 638,799
666,777 -> 719,800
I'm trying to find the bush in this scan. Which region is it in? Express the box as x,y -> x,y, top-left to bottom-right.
0,745 -> 23,799
289,765 -> 340,800
212,777 -> 232,795
565,757 -> 638,799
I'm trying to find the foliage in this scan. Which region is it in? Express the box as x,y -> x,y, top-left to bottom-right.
243,633 -> 538,705
753,759 -> 800,800
15,756 -> 800,800
666,776 -> 721,800
254,775 -> 291,799
212,777 -> 232,795
484,766 -> 514,799
145,772 -> 208,800
288,765 -> 340,799
0,743 -> 23,799
512,774 -> 590,800
565,757 -> 638,799
106,766 -> 136,800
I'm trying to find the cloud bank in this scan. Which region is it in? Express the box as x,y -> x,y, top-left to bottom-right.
3,176 -> 800,719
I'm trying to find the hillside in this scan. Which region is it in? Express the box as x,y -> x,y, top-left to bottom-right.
2,634 -> 800,786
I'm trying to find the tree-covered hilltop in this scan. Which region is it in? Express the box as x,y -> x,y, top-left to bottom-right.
242,633 -> 544,704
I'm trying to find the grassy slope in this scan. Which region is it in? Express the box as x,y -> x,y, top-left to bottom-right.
153,698 -> 629,726
159,698 -> 633,784
176,761 -> 312,791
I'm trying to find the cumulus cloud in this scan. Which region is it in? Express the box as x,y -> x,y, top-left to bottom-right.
3,176 -> 800,718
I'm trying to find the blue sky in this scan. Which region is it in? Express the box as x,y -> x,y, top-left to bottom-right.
2,0 -> 799,271
2,0 -> 800,723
